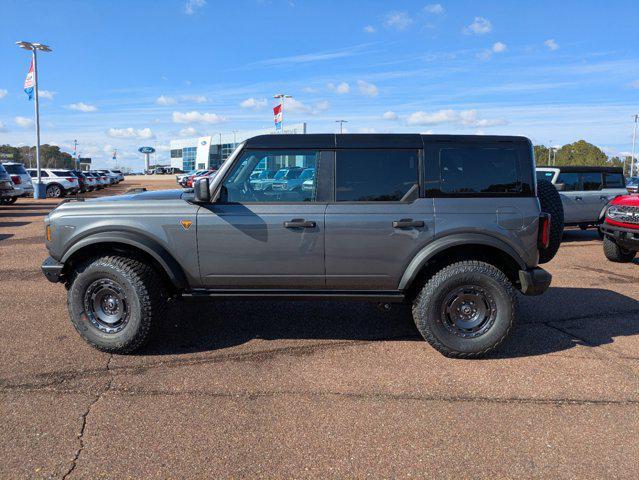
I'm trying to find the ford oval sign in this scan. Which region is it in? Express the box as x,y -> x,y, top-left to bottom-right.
138,146 -> 156,154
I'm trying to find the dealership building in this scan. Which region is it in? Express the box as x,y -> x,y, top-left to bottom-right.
169,123 -> 307,172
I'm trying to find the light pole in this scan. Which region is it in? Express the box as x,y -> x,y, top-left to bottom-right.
73,139 -> 79,169
547,140 -> 552,166
273,93 -> 292,133
631,114 -> 638,178
16,41 -> 52,199
335,120 -> 348,134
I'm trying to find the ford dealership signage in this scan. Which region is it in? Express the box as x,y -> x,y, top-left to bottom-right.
138,146 -> 156,154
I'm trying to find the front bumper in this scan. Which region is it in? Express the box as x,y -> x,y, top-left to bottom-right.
601,223 -> 639,251
42,256 -> 65,283
518,267 -> 552,296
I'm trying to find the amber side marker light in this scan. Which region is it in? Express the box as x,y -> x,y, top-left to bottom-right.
46,225 -> 52,242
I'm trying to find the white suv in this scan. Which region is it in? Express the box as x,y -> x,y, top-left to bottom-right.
26,168 -> 80,198
1,162 -> 34,201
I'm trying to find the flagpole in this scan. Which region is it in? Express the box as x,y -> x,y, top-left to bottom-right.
31,47 -> 43,195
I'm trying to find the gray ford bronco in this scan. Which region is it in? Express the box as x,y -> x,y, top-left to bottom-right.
42,134 -> 563,358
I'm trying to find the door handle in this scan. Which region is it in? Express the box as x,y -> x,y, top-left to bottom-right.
600,196 -> 609,201
284,219 -> 316,228
392,219 -> 425,229
575,196 -> 583,201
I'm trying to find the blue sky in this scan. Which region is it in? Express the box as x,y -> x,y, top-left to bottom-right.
0,0 -> 638,169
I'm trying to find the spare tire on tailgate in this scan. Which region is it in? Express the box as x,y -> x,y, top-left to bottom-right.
537,179 -> 564,264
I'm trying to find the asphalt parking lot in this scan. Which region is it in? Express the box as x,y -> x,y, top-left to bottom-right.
1,177 -> 637,479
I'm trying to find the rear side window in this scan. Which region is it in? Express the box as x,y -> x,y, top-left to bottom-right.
581,172 -> 602,191
52,170 -> 73,176
604,172 -> 625,188
335,149 -> 419,202
439,147 -> 520,195
556,172 -> 580,191
3,164 -> 27,175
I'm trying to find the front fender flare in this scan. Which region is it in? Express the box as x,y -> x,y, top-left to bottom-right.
398,233 -> 527,290
61,231 -> 188,290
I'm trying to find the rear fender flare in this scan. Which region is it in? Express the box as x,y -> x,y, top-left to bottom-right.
399,233 -> 527,290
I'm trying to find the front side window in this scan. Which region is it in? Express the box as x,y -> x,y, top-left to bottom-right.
335,149 -> 419,202
556,172 -> 581,191
222,150 -> 319,203
440,147 -> 520,194
581,172 -> 602,191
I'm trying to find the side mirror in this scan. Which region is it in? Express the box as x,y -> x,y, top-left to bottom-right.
554,183 -> 565,191
193,177 -> 210,203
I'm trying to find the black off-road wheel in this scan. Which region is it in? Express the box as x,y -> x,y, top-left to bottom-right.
67,255 -> 167,353
537,179 -> 564,264
603,236 -> 636,263
412,261 -> 517,358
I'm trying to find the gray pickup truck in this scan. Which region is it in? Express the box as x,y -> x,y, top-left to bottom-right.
42,134 -> 562,358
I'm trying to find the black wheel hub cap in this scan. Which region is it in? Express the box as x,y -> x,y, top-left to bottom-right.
441,286 -> 496,338
83,279 -> 129,333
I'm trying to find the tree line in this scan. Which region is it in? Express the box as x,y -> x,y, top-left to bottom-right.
0,144 -> 76,170
534,140 -> 631,176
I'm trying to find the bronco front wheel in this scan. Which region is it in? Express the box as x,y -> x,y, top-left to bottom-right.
412,261 -> 517,358
67,255 -> 167,353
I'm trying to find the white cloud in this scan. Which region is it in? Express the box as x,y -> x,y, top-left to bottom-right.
463,17 -> 492,35
406,109 -> 506,128
15,116 -> 35,128
357,80 -> 378,97
492,42 -> 507,53
155,95 -> 177,105
184,0 -> 206,15
424,4 -> 444,14
544,39 -> 559,51
179,127 -> 199,137
301,86 -> 318,93
314,100 -> 330,111
39,90 -> 56,100
382,111 -> 398,121
363,25 -> 376,33
384,11 -> 413,30
67,102 -> 98,112
182,94 -> 208,103
407,109 -> 457,125
327,82 -> 350,94
0,121 -> 6,131
172,110 -> 226,124
629,80 -> 639,89
358,127 -> 377,133
106,127 -> 155,139
240,97 -> 268,109
459,109 -> 506,127
0,89 -> 7,100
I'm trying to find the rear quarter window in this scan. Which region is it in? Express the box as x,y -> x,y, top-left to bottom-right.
3,164 -> 27,175
435,144 -> 530,196
604,172 -> 625,188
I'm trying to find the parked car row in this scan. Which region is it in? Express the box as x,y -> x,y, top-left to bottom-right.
176,169 -> 218,188
0,163 -> 125,202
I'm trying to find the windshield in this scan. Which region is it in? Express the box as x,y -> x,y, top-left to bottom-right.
274,169 -> 287,180
300,168 -> 315,180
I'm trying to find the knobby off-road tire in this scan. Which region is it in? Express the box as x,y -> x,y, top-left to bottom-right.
67,255 -> 167,353
603,236 -> 636,263
537,179 -> 564,264
412,261 -> 517,358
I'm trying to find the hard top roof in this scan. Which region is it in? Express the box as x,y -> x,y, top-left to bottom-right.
243,133 -> 530,149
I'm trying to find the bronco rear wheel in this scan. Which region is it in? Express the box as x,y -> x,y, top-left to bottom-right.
412,261 -> 517,358
537,179 -> 564,264
67,255 -> 167,353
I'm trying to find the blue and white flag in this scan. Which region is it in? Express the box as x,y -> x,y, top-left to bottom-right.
24,59 -> 35,100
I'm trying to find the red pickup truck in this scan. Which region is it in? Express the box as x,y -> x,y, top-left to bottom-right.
601,195 -> 639,262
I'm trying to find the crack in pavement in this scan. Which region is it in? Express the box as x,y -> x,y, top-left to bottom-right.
61,354 -> 114,480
